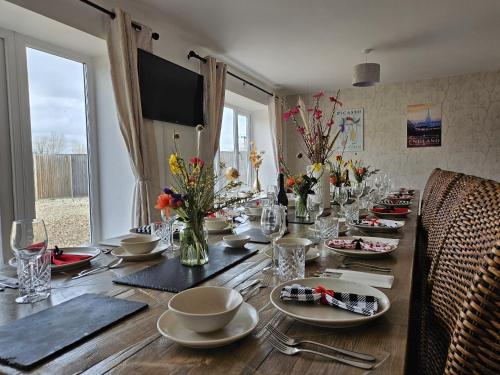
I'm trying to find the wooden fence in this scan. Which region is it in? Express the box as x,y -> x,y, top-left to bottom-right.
33,154 -> 89,199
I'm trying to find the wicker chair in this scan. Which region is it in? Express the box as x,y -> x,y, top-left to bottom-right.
421,179 -> 500,374
445,242 -> 500,375
421,170 -> 463,232
421,168 -> 442,215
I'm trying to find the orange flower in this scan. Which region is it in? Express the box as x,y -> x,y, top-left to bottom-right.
155,193 -> 171,210
357,167 -> 365,175
286,177 -> 296,187
330,176 -> 337,185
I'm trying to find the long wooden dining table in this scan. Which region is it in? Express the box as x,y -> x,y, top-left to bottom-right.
0,195 -> 419,375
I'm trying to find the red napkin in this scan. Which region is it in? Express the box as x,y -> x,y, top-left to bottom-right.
372,207 -> 408,214
51,251 -> 91,265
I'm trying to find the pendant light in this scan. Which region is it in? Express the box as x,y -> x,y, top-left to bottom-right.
352,49 -> 380,87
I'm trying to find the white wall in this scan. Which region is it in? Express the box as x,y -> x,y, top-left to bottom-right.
285,70 -> 500,192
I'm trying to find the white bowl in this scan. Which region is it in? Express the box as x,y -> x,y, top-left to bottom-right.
275,237 -> 313,252
205,217 -> 228,230
120,235 -> 160,254
168,286 -> 243,333
223,235 -> 250,248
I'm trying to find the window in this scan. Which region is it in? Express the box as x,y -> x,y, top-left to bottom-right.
216,106 -> 251,187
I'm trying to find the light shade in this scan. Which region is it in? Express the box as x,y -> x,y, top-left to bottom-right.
352,63 -> 380,87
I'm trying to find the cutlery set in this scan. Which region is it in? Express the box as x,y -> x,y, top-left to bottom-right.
238,272 -> 273,301
72,257 -> 123,279
264,323 -> 376,369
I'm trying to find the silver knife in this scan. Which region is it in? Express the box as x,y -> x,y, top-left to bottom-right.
237,279 -> 260,294
0,280 -> 19,289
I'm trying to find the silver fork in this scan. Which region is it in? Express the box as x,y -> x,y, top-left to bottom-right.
266,334 -> 373,370
266,324 -> 375,362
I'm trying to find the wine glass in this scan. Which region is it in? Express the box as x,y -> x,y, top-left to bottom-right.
334,185 -> 349,217
261,205 -> 285,274
307,193 -> 324,230
10,219 -> 51,304
266,185 -> 278,204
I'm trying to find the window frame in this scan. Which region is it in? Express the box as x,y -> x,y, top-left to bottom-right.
10,32 -> 101,242
215,104 -> 252,187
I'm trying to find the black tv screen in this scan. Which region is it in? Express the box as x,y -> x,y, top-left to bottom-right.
137,49 -> 204,126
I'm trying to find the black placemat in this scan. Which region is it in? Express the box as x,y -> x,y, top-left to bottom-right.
0,294 -> 147,370
113,243 -> 259,293
287,211 -> 314,225
236,228 -> 271,244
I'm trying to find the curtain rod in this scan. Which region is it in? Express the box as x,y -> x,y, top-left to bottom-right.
79,0 -> 160,40
187,50 -> 275,97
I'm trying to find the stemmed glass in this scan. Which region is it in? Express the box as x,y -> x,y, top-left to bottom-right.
307,192 -> 324,230
351,181 -> 365,203
10,219 -> 51,304
266,185 -> 278,204
261,205 -> 286,273
334,185 -> 349,217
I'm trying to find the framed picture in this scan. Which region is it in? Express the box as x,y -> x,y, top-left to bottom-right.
407,103 -> 442,148
334,108 -> 364,152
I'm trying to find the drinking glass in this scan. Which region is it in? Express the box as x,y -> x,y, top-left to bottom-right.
351,181 -> 365,200
307,192 -> 324,227
334,185 -> 349,217
151,220 -> 173,250
10,219 -> 51,304
277,243 -> 305,282
318,216 -> 339,240
266,185 -> 278,203
261,205 -> 286,273
344,203 -> 360,229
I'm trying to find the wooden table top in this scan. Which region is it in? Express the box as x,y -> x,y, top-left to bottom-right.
0,198 -> 418,375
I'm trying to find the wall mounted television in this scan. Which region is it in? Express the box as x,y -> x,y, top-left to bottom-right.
137,49 -> 204,126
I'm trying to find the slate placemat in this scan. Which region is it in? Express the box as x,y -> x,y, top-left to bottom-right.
113,243 -> 259,293
0,294 -> 147,370
236,228 -> 271,244
287,211 -> 314,225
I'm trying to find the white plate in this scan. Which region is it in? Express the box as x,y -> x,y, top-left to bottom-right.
157,302 -> 259,348
8,247 -> 101,272
264,247 -> 320,263
111,243 -> 169,261
324,236 -> 399,258
354,219 -> 404,233
207,225 -> 234,234
270,277 -> 390,328
370,208 -> 412,218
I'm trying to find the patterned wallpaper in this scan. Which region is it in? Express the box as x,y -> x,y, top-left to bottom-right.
284,70 -> 500,193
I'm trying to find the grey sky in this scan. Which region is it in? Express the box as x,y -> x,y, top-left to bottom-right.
26,47 -> 87,153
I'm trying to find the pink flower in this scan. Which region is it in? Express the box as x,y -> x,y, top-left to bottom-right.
313,110 -> 322,119
329,96 -> 343,106
307,108 -> 314,112
297,127 -> 305,135
290,106 -> 300,115
283,111 -> 292,121
313,91 -> 324,99
326,119 -> 334,127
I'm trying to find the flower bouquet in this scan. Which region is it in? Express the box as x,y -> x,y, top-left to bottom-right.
282,90 -> 343,209
249,142 -> 265,192
155,133 -> 247,266
328,155 -> 350,188
280,159 -> 318,218
348,160 -> 379,183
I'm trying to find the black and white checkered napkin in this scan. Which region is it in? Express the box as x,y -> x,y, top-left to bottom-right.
280,284 -> 379,316
135,224 -> 152,234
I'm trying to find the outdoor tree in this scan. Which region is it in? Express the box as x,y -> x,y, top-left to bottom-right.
32,133 -> 66,154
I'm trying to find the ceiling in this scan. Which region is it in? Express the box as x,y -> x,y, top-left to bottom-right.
138,0 -> 500,94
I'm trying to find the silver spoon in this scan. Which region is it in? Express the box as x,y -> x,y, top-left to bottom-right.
72,258 -> 123,279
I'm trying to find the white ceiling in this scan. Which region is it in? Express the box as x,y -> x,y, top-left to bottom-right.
139,0 -> 500,94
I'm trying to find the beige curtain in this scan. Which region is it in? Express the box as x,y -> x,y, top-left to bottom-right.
200,56 -> 227,162
106,8 -> 159,227
268,95 -> 284,172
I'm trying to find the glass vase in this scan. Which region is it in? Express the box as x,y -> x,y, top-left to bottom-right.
179,221 -> 209,266
295,194 -> 308,218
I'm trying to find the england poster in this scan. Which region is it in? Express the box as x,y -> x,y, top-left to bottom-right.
407,103 -> 442,148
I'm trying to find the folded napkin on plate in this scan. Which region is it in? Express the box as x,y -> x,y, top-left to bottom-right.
280,284 -> 379,316
326,238 -> 392,252
372,207 -> 408,214
135,224 -> 152,234
354,219 -> 399,228
51,248 -> 91,265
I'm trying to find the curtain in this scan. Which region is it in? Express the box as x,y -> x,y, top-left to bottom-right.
200,56 -> 227,163
268,95 -> 284,172
106,8 -> 160,227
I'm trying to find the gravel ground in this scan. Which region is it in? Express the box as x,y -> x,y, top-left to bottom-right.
35,197 -> 90,247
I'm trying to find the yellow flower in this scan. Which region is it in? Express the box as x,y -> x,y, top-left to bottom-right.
312,163 -> 323,173
224,167 -> 240,181
169,154 -> 181,174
